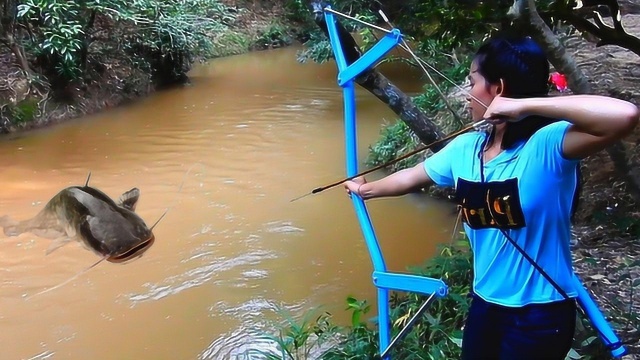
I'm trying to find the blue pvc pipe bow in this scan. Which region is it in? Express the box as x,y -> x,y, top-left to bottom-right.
322,5 -> 625,358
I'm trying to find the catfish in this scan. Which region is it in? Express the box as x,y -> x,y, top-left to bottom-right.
1,176 -> 160,263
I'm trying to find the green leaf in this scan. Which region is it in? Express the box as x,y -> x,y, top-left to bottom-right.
580,336 -> 597,346
448,335 -> 463,348
566,348 -> 582,359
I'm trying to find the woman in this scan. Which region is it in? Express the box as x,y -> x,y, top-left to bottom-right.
343,35 -> 639,359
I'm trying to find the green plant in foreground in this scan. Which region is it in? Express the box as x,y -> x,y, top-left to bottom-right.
258,243 -> 473,360
250,307 -> 340,359
261,239 -> 633,359
321,296 -> 379,359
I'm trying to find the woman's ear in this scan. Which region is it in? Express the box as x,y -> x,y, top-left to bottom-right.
488,79 -> 504,97
495,78 -> 506,96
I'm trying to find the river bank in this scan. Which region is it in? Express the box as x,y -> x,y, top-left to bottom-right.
0,0 -> 300,135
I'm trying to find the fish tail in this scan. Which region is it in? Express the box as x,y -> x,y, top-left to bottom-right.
3,212 -> 58,237
0,215 -> 23,236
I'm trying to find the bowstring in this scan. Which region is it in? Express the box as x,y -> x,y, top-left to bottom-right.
373,10 -> 476,285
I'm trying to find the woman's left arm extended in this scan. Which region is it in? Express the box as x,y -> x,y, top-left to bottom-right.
486,95 -> 640,159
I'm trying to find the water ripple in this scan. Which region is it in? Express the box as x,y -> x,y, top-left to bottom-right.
200,300 -> 308,360
26,350 -> 55,360
264,221 -> 304,234
126,250 -> 278,306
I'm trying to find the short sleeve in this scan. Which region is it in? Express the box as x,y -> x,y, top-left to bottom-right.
423,133 -> 474,187
528,121 -> 579,172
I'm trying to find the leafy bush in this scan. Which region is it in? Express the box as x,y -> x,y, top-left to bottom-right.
0,98 -> 40,125
17,0 -> 95,82
366,120 -> 422,171
118,0 -> 231,85
260,242 -> 473,360
320,243 -> 472,359
321,296 -> 380,359
250,306 -> 340,359
13,0 -> 233,89
253,22 -> 293,50
395,0 -> 499,55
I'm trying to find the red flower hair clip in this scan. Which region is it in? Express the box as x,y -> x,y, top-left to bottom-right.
549,72 -> 568,92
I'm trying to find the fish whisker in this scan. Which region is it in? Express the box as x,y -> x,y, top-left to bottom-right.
150,209 -> 168,231
25,255 -> 108,299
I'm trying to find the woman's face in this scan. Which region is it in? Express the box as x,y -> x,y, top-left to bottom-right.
467,60 -> 500,122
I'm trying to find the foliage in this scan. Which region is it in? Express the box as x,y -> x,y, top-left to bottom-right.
11,0 -> 233,89
412,58 -> 471,126
296,31 -> 333,64
394,0 -> 500,55
249,306 -> 340,359
16,0 -> 95,80
253,21 -> 293,50
321,296 -> 380,359
117,0 -> 232,85
295,0 -> 379,64
593,206 -> 640,238
261,238 -> 636,359
209,32 -> 252,58
0,97 -> 39,125
566,313 -> 610,360
259,242 -> 473,360
367,56 -> 472,170
283,0 -> 311,24
366,120 -> 422,171
323,242 -> 472,359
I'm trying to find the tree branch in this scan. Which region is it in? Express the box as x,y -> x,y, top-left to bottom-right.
558,0 -> 640,56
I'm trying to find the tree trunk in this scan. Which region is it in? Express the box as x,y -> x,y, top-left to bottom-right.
6,34 -> 30,74
309,0 -> 446,151
80,9 -> 98,72
511,0 -> 640,202
0,0 -> 32,74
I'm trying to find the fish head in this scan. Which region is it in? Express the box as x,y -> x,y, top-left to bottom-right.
105,214 -> 155,263
71,189 -> 156,263
106,234 -> 155,263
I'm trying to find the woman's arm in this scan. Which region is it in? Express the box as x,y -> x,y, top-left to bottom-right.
485,95 -> 639,159
343,162 -> 434,200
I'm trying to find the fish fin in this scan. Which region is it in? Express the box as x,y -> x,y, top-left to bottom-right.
117,188 -> 140,211
25,255 -> 108,299
46,236 -> 73,255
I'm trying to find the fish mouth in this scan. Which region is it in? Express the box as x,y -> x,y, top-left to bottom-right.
108,235 -> 155,263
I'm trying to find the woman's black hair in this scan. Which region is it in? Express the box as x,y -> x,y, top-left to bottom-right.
474,34 -> 582,220
473,35 -> 557,150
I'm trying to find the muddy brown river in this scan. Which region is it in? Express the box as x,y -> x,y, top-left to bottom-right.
0,47 -> 456,359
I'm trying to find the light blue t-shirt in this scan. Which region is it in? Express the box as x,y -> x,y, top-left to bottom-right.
424,121 -> 580,307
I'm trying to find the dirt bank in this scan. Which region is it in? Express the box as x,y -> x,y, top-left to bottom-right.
0,0 -> 294,135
